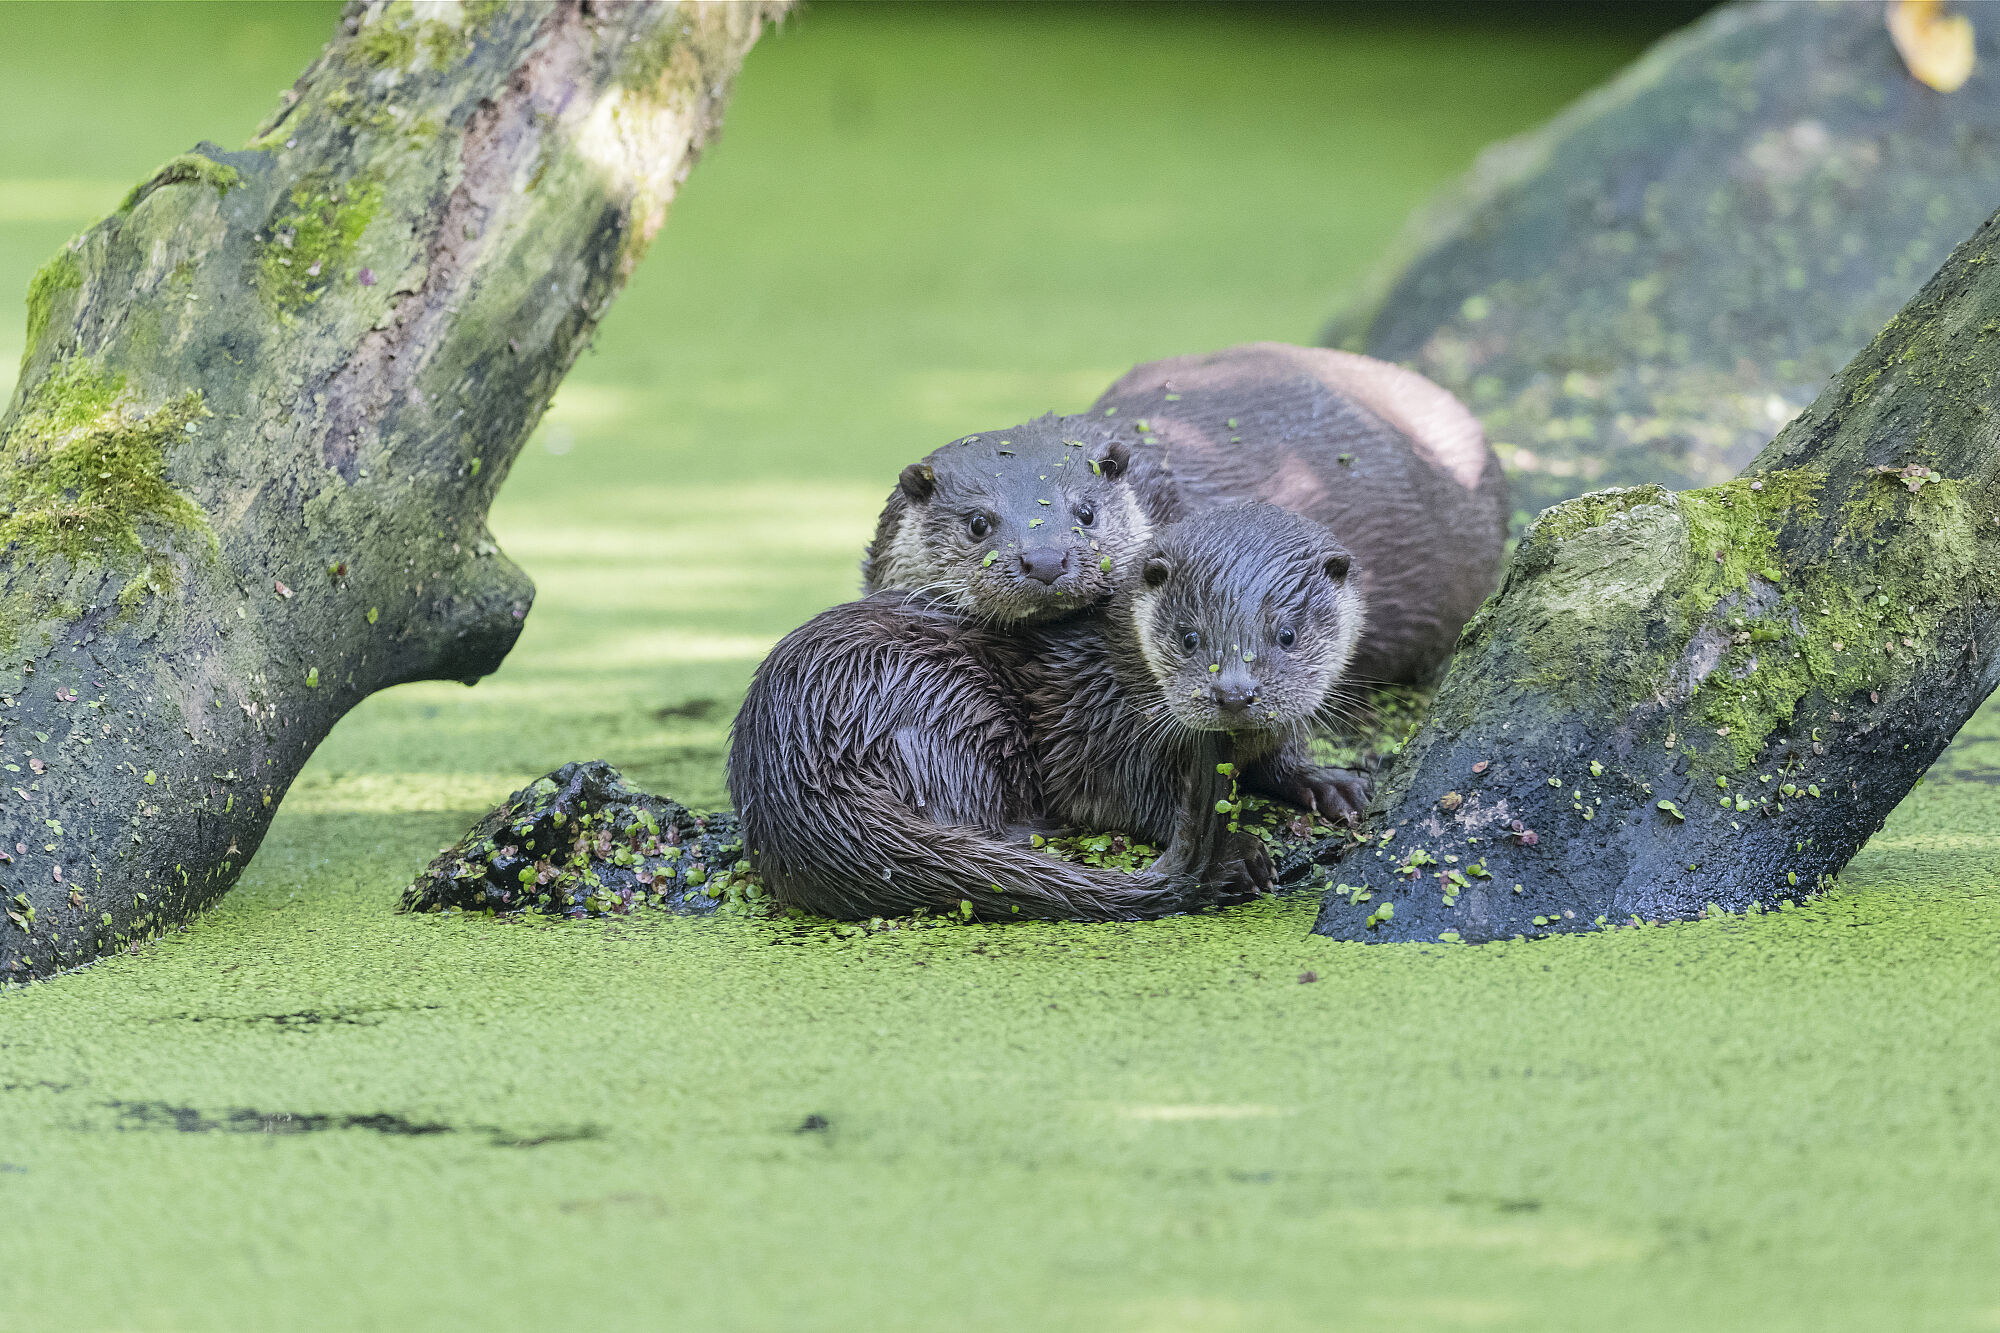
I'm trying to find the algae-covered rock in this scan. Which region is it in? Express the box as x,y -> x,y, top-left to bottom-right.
404,762 -> 1362,921
400,762 -> 745,918
1326,0 -> 2000,519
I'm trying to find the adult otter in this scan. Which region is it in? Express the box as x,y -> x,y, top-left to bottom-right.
861,425 -> 1153,624
870,344 -> 1503,682
730,503 -> 1357,921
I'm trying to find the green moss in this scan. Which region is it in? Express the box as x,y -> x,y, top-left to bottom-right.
0,358 -> 215,618
1670,468 -> 1993,771
117,152 -> 242,214
461,0 -> 509,27
621,28 -> 685,91
352,21 -> 416,69
1531,483 -> 1673,545
352,2 -> 473,71
257,175 -> 382,314
15,355 -> 124,432
21,247 -> 82,364
331,96 -> 444,145
1675,470 -> 1819,593
1513,464 -> 1996,775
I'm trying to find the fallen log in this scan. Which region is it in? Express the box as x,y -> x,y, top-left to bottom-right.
1326,0 -> 2000,520
0,0 -> 782,978
1315,206 -> 2000,942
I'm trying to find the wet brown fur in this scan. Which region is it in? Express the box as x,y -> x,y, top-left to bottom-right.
1018,504 -> 1363,839
727,505 -> 1348,921
861,344 -> 1486,819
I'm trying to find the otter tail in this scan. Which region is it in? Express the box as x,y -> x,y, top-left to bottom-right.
740,795 -> 1211,923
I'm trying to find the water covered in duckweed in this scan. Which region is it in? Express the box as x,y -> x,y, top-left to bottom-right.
3,5 -> 1995,1329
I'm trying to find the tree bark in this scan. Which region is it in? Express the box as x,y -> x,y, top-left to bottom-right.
1315,207 -> 2000,943
0,0 -> 782,979
1324,0 -> 2000,521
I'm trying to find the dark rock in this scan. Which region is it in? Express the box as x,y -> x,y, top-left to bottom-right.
399,761 -> 742,918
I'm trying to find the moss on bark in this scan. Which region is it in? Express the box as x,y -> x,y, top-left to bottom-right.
1318,205 -> 2000,943
0,358 -> 213,638
20,249 -> 81,367
1326,1 -> 2000,521
256,175 -> 383,313
0,0 -> 786,980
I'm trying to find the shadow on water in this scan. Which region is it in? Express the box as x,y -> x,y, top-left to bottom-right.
105,1100 -> 601,1147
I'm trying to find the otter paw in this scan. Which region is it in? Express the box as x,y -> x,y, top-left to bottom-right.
1205,831 -> 1275,904
1297,767 -> 1371,824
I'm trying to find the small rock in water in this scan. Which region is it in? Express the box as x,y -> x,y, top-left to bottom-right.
399,760 -> 745,918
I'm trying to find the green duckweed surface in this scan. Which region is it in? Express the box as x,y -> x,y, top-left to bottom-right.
3,5 -> 1998,1330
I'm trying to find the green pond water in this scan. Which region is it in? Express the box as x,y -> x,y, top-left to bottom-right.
3,4 -> 1998,1329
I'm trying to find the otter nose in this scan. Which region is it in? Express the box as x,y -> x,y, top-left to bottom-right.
1019,546 -> 1069,585
1211,681 -> 1257,711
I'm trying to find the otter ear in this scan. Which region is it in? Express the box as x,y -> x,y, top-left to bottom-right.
898,463 -> 937,503
1142,555 -> 1172,588
1096,441 -> 1129,480
1324,552 -> 1352,581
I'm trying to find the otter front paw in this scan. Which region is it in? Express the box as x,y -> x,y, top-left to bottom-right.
1204,831 -> 1274,904
1301,767 -> 1371,824
1248,763 -> 1371,824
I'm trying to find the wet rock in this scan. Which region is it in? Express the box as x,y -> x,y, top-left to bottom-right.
399,761 -> 745,918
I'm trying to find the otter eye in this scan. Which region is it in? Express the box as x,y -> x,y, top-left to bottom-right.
968,515 -> 991,540
1075,502 -> 1095,527
1276,625 -> 1297,649
1181,629 -> 1201,654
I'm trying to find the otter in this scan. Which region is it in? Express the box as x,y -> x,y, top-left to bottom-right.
862,407 -> 1369,818
726,593 -> 1253,921
861,424 -> 1153,624
1093,342 -> 1507,688
1018,502 -> 1363,846
729,503 -> 1356,921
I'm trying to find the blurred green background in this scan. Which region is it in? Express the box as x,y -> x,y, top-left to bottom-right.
4,4 -> 1999,1331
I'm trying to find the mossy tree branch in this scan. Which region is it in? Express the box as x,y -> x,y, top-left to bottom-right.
1325,1 -> 2000,520
1317,208 -> 2000,943
0,0 -> 783,978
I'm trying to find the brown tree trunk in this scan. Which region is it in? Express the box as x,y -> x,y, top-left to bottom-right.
0,0 -> 783,979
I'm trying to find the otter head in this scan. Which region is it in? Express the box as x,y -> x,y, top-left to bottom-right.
863,413 -> 1153,623
1128,503 -> 1363,738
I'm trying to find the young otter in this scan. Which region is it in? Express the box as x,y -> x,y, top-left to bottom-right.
1093,342 -> 1507,688
728,596 -> 1262,922
729,504 -> 1350,922
1019,502 -> 1363,845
